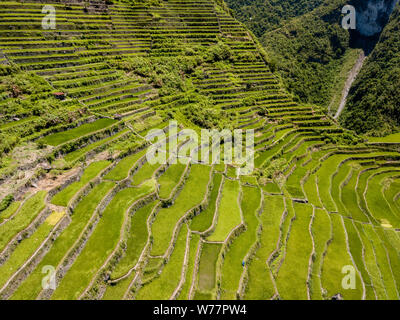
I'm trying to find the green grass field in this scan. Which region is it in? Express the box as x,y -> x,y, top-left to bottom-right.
196,242 -> 222,294
11,182 -> 115,300
0,201 -> 21,223
365,172 -> 400,228
39,119 -> 116,146
151,164 -> 212,256
275,202 -> 313,300
135,224 -> 189,300
132,162 -> 161,186
191,173 -> 223,232
101,270 -> 136,300
244,195 -> 285,299
361,224 -> 399,299
51,160 -> 110,207
219,185 -> 261,299
0,191 -> 47,253
177,233 -> 201,300
207,179 -> 242,242
343,218 -> 376,300
104,150 -> 147,181
64,129 -> 128,163
111,200 -> 158,279
51,182 -> 155,300
157,163 -> 187,199
0,211 -> 64,289
309,208 -> 332,300
320,214 -> 363,300
368,133 -> 400,143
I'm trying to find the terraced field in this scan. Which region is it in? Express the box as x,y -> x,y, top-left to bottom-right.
0,0 -> 399,300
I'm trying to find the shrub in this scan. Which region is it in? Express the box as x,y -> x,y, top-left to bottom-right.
263,158 -> 287,179
0,194 -> 14,212
235,51 -> 258,62
204,42 -> 232,62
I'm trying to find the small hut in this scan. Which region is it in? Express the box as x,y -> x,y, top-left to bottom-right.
53,92 -> 66,100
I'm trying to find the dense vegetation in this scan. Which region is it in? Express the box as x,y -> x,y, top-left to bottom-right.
342,3 -> 400,135
227,0 -> 400,134
226,0 -> 357,107
261,0 -> 352,106
225,0 -> 324,37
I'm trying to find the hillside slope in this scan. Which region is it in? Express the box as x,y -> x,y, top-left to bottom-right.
342,3 -> 400,136
226,0 -> 400,131
227,0 -> 360,109
224,0 -> 324,36
0,0 -> 399,301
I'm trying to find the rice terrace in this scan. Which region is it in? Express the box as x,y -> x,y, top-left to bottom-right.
0,0 -> 399,302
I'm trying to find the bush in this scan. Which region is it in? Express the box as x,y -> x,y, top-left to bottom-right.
181,93 -> 234,130
110,54 -> 204,97
263,158 -> 287,179
0,194 -> 14,212
204,42 -> 232,62
161,199 -> 172,208
235,51 -> 258,62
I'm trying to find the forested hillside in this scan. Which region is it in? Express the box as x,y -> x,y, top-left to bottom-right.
342,3 -> 400,136
224,0 -> 324,36
227,0 -> 358,109
227,0 -> 400,136
260,0 -> 353,107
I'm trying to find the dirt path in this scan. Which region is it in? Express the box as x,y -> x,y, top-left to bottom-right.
334,51 -> 366,120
